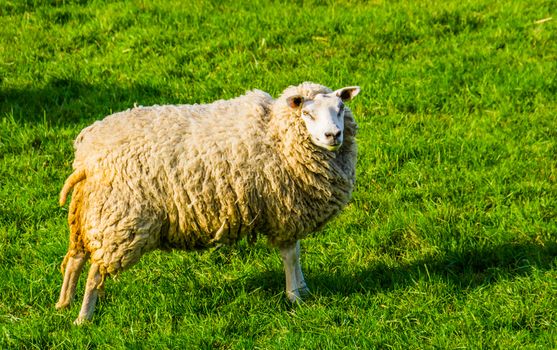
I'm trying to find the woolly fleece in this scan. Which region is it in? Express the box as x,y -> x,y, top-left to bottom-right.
59,82 -> 358,278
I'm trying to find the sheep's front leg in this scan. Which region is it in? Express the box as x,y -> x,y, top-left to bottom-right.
294,240 -> 309,296
279,240 -> 309,303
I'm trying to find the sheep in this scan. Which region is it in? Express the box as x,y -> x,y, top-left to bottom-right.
55,82 -> 361,324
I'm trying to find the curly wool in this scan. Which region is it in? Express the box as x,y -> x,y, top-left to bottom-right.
61,82 -> 357,276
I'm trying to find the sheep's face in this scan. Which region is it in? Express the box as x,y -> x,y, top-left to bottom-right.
287,86 -> 360,152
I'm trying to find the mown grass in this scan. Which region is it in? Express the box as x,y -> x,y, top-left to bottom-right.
1,0 -> 556,348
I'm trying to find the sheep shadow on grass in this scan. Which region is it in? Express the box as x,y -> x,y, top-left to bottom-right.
243,241 -> 557,299
0,78 -> 176,125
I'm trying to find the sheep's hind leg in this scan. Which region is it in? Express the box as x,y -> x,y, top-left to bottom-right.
74,262 -> 104,325
279,240 -> 309,303
56,253 -> 87,309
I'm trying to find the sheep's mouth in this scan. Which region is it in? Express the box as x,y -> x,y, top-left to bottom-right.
309,136 -> 342,152
316,140 -> 342,152
324,143 -> 341,152
322,138 -> 343,152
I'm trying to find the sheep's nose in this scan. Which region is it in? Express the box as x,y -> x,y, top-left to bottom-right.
325,130 -> 342,141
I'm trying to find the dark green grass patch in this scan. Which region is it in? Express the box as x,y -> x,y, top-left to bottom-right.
1,0 -> 556,348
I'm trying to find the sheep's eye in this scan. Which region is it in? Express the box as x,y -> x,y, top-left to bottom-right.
302,111 -> 314,120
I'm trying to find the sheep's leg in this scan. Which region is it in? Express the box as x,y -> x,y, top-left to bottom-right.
279,240 -> 307,303
74,262 -> 103,325
293,241 -> 309,296
56,253 -> 87,309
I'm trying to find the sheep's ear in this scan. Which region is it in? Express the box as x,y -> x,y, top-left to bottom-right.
286,95 -> 304,109
335,86 -> 361,101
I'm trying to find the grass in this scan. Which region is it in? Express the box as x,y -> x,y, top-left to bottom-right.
1,0 -> 556,348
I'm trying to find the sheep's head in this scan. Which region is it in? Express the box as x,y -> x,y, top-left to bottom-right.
286,86 -> 360,152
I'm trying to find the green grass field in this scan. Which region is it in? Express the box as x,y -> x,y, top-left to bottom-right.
1,0 -> 556,348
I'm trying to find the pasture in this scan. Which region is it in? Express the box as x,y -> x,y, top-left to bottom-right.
1,0 -> 556,348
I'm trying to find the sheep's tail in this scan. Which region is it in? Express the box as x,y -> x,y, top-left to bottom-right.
59,169 -> 86,206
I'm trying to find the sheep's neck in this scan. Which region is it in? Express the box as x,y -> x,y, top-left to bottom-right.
261,113 -> 354,243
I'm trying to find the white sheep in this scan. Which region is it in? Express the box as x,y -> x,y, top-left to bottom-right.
56,82 -> 361,324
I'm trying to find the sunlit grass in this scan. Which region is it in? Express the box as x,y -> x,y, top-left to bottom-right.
1,0 -> 556,348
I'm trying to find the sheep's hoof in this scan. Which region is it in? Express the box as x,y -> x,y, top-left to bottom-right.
55,301 -> 68,310
73,316 -> 91,326
286,290 -> 303,304
298,284 -> 310,296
